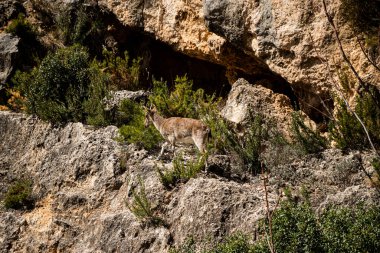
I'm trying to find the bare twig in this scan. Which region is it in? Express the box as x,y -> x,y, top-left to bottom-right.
321,0 -> 380,157
262,165 -> 276,253
356,35 -> 380,73
321,0 -> 366,91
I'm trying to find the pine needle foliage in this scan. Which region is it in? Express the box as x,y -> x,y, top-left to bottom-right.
125,176 -> 162,225
291,112 -> 327,154
149,75 -> 217,119
329,88 -> 380,150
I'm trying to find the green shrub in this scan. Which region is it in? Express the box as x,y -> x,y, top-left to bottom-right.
205,234 -> 255,253
270,200 -> 323,253
3,179 -> 34,210
82,60 -> 111,126
291,112 -> 327,154
99,49 -> 142,91
169,237 -> 196,253
149,75 -> 217,119
204,112 -> 268,174
55,1 -> 105,48
170,234 -> 257,253
13,45 -> 110,125
171,202 -> 380,253
329,88 -> 380,150
125,176 -> 162,225
321,205 -> 380,252
118,99 -> 163,150
156,153 -> 206,189
257,199 -> 380,253
5,13 -> 36,40
372,158 -> 380,183
5,13 -> 42,67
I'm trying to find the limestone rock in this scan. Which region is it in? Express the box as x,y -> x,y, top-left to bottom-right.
221,78 -> 294,132
96,0 -> 379,97
0,33 -> 20,84
104,90 -> 151,111
0,111 -> 378,251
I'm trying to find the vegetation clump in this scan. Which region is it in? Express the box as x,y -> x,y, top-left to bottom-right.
340,0 -> 380,38
329,87 -> 380,150
125,176 -> 163,225
149,75 -> 217,119
5,13 -> 44,67
156,153 -> 206,189
118,99 -> 163,150
291,111 -> 327,154
12,44 -> 143,126
3,179 -> 34,210
55,0 -> 105,50
13,45 -> 97,123
171,201 -> 380,253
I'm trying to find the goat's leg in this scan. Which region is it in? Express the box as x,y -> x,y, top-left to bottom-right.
167,136 -> 176,156
193,137 -> 208,172
158,142 -> 169,159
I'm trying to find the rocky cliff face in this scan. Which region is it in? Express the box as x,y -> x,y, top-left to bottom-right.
99,0 -> 379,116
1,0 -> 380,252
1,108 -> 378,252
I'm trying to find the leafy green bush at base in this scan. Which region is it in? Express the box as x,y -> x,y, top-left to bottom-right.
171,202 -> 380,253
258,200 -> 380,253
3,179 -> 34,210
321,205 -> 380,252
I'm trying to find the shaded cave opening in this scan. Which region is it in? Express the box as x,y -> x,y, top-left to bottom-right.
105,28 -> 231,96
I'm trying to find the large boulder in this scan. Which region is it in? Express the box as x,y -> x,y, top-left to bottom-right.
0,33 -> 20,85
221,78 -> 294,132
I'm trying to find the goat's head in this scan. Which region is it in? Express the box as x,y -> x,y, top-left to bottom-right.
144,105 -> 156,128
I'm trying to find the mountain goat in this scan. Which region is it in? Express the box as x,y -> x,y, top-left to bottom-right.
144,107 -> 210,158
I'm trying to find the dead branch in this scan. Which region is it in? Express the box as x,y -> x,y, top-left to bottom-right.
262,165 -> 276,253
321,0 -> 379,157
321,0 -> 366,91
356,35 -> 380,73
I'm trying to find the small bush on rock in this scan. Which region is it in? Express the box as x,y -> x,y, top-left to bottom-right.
156,152 -> 206,189
5,13 -> 43,67
55,1 -> 105,50
204,112 -> 268,175
125,176 -> 162,225
99,49 -> 142,91
149,75 -> 217,119
3,179 -> 34,210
